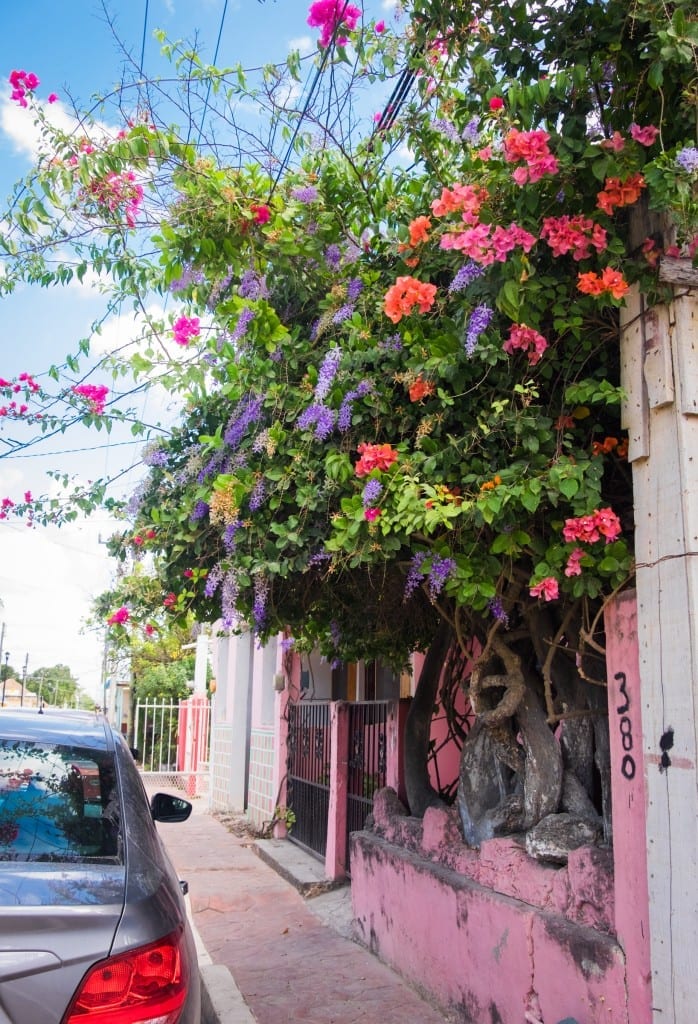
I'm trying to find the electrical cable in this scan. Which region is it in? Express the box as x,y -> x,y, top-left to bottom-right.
139,0 -> 149,76
196,0 -> 229,146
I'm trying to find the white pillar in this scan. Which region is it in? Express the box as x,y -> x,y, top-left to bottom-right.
620,277 -> 698,1022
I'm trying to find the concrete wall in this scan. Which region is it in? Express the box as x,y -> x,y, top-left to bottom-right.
351,592 -> 652,1023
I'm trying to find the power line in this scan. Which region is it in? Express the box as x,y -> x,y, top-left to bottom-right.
196,0 -> 229,146
139,0 -> 150,76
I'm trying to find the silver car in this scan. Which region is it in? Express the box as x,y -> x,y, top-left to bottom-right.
0,708 -> 201,1023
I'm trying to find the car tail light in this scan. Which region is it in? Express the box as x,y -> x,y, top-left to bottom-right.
62,928 -> 189,1024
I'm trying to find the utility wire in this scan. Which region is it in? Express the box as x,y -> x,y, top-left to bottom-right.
139,0 -> 149,76
196,0 -> 229,146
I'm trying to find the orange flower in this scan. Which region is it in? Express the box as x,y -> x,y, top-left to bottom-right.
384,276 -> 438,323
408,216 -> 432,246
355,442 -> 398,477
577,271 -> 605,296
409,376 -> 435,402
600,267 -> 629,299
596,173 -> 645,215
480,474 -> 502,491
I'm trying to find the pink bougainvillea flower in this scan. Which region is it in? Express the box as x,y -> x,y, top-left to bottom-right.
163,592 -> 177,608
251,203 -> 271,225
594,506 -> 622,541
144,623 -> 156,636
503,128 -> 559,184
564,548 -> 585,577
73,383 -> 109,415
364,507 -> 382,521
503,324 -> 548,365
355,442 -> 397,477
107,606 -> 130,626
172,315 -> 200,346
48,92 -> 58,103
540,215 -> 607,260
530,577 -> 559,601
600,131 -> 625,153
308,0 -> 361,48
563,507 -> 621,544
23,491 -> 32,503
488,96 -> 504,111
375,20 -> 386,33
630,123 -> 660,146
133,535 -> 144,546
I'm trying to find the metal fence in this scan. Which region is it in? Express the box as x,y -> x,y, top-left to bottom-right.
287,700 -> 331,859
133,697 -> 210,796
346,701 -> 389,867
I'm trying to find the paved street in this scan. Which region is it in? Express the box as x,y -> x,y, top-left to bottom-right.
158,801 -> 453,1024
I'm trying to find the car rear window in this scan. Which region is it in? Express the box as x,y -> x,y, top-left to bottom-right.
0,740 -> 121,863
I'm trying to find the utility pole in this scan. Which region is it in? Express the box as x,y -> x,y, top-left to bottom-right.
21,653 -> 28,708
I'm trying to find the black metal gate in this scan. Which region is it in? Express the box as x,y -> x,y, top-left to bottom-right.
346,701 -> 388,867
287,700 -> 331,859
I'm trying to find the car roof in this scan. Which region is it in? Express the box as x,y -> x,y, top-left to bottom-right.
0,708 -> 113,751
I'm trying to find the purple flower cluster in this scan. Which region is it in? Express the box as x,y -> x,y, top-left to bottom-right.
308,551 -> 331,567
677,147 -> 698,173
223,519 -> 243,551
330,620 -> 341,648
324,244 -> 342,270
362,479 -> 383,507
462,117 -> 480,145
281,635 -> 296,652
431,118 -> 460,142
238,269 -> 269,300
378,333 -> 403,352
142,445 -> 168,467
347,277 -> 364,301
190,499 -> 210,522
207,267 -> 234,309
205,563 -> 224,598
221,569 -> 239,629
252,575 -> 268,634
488,596 -> 510,627
126,481 -> 148,517
428,556 -> 456,601
343,242 -> 361,265
404,551 -> 428,601
249,477 -> 266,511
449,261 -> 484,294
332,303 -> 355,325
224,394 -> 264,452
230,307 -> 255,345
315,347 -> 342,401
338,379 -> 372,431
290,185 -> 319,203
297,402 -> 336,440
197,449 -> 226,484
170,264 -> 205,293
270,347 -> 283,362
464,304 -> 494,356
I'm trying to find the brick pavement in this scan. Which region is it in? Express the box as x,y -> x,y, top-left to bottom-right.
158,803 -> 452,1024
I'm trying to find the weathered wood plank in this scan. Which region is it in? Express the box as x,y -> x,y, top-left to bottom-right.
672,294 -> 698,415
658,256 -> 698,288
620,284 -> 650,461
643,304 -> 674,409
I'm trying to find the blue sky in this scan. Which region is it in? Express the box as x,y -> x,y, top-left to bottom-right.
0,0 -> 397,699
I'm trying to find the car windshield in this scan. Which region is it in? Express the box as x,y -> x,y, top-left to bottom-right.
0,739 -> 121,863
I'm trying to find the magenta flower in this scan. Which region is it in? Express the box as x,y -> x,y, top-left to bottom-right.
172,315 -> 201,346
308,0 -> 361,48
107,606 -> 130,626
73,383 -> 109,415
375,20 -> 385,33
630,123 -> 660,147
48,92 -> 58,103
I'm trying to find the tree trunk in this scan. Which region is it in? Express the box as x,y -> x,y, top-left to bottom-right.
404,620 -> 453,816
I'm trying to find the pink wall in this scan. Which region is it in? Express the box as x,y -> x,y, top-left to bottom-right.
351,592 -> 652,1023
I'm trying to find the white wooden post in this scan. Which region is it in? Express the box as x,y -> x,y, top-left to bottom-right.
620,264 -> 698,1022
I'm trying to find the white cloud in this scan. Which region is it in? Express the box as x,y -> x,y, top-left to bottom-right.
288,36 -> 315,57
0,96 -> 122,164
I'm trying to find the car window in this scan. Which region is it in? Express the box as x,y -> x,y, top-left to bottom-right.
0,740 -> 122,863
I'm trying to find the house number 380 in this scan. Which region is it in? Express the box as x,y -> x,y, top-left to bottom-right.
615,671 -> 636,780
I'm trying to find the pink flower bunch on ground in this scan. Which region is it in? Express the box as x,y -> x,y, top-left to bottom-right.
354,442 -> 397,477
9,69 -> 39,107
73,384 -> 109,415
502,324 -> 548,365
503,129 -> 559,184
87,170 -> 143,227
172,316 -> 201,346
307,0 -> 361,47
562,507 -> 622,544
540,215 -> 608,260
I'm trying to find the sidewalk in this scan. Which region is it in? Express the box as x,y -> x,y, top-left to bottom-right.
158,802 -> 453,1024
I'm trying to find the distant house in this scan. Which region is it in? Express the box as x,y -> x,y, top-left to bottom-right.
0,677 -> 39,709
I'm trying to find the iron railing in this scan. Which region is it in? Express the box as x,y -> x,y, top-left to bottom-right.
287,700 -> 331,859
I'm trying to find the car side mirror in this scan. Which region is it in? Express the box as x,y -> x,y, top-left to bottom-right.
150,792 -> 192,823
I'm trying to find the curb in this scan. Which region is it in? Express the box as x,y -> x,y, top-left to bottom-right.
200,963 -> 256,1024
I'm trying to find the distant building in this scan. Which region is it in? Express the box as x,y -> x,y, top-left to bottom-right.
0,677 -> 40,709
